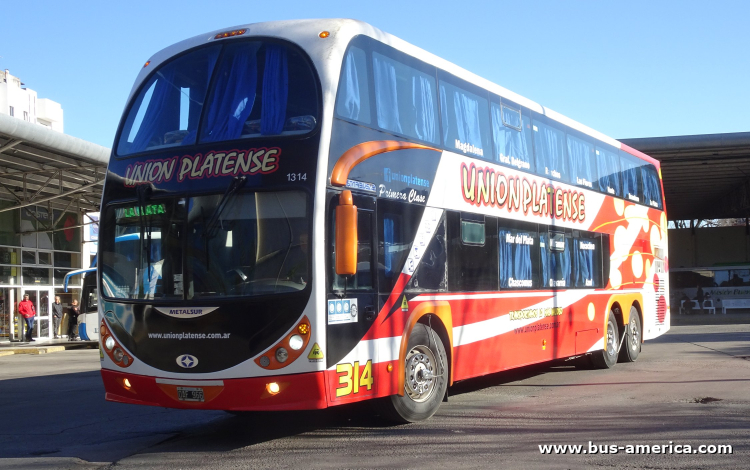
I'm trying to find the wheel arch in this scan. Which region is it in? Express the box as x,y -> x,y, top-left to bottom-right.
397,301 -> 453,396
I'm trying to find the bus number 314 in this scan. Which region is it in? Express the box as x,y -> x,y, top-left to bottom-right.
335,360 -> 374,397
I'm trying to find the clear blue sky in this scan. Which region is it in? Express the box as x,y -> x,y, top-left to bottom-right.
2,0 -> 748,148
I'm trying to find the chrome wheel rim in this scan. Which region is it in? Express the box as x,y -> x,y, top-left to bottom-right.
606,320 -> 616,356
404,345 -> 438,403
630,316 -> 640,351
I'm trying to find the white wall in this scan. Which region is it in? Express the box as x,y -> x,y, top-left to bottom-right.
1,69 -> 63,132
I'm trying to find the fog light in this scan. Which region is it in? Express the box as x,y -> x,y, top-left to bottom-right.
289,335 -> 304,351
105,336 -> 115,351
266,382 -> 280,395
275,347 -> 288,363
123,378 -> 132,390
113,348 -> 124,362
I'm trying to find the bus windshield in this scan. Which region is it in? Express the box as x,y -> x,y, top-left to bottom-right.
100,190 -> 309,300
116,39 -> 318,156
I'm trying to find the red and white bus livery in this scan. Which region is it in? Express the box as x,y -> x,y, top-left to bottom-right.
99,19 -> 668,422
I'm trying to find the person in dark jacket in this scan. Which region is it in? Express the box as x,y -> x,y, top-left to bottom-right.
67,299 -> 80,341
52,296 -> 63,339
18,294 -> 36,342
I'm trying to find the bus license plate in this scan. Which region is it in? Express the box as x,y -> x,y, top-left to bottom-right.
177,387 -> 204,402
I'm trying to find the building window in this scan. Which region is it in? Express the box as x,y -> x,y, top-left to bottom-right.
9,106 -> 14,117
23,111 -> 29,121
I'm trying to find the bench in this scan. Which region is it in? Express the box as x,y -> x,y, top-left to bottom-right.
721,299 -> 750,314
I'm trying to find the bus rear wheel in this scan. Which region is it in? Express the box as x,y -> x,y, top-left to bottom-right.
380,322 -> 447,423
618,306 -> 641,363
590,309 -> 619,369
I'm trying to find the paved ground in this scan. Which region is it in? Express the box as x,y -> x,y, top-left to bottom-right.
0,322 -> 748,469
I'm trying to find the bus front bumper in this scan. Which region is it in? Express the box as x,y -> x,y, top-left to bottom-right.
101,368 -> 328,411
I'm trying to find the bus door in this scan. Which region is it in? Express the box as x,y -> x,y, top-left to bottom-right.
326,192 -> 377,402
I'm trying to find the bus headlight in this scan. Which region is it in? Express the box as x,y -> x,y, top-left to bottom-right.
113,348 -> 124,363
288,335 -> 304,350
105,336 -> 115,351
275,347 -> 288,363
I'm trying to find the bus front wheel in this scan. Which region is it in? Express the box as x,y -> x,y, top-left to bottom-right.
590,310 -> 619,369
380,322 -> 448,423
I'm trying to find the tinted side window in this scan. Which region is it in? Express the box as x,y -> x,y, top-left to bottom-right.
498,221 -> 538,289
447,212 -> 497,291
640,164 -> 663,209
408,217 -> 447,291
567,133 -> 596,190
491,102 -> 533,172
533,118 -> 568,182
572,233 -> 601,288
371,52 -> 439,144
596,146 -> 622,197
439,74 -> 491,159
619,151 -> 642,203
335,46 -> 371,124
540,231 -> 573,288
378,201 -> 424,293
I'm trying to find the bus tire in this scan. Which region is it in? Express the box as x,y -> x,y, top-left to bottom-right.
380,323 -> 448,423
618,306 -> 641,363
590,309 -> 619,369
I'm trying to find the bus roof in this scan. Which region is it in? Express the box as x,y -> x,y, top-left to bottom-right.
128,19 -> 656,168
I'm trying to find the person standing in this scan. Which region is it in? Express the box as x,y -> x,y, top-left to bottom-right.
18,294 -> 36,342
52,296 -> 63,339
67,299 -> 80,341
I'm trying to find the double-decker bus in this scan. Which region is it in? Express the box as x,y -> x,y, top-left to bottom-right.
99,19 -> 669,422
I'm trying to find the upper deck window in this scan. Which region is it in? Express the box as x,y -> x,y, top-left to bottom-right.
595,146 -> 622,197
118,46 -> 220,156
533,118 -> 568,182
640,164 -> 663,209
491,102 -> 533,171
372,52 -> 439,144
567,133 -> 596,190
439,74 -> 491,159
116,40 -> 318,157
335,46 -> 371,124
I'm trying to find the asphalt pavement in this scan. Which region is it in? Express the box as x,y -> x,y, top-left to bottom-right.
0,322 -> 748,469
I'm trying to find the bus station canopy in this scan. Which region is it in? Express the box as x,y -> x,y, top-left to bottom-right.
622,132 -> 750,221
0,113 -> 110,220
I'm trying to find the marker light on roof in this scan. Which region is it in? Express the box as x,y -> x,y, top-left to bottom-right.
319,31 -> 330,38
215,29 -> 247,39
143,61 -> 150,68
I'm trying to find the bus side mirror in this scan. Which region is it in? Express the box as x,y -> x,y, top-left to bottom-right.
335,190 -> 358,276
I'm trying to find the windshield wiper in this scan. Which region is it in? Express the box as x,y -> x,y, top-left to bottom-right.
202,176 -> 247,240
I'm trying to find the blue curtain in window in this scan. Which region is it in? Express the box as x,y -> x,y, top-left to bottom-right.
543,236 -> 571,288
568,136 -> 594,187
412,76 -> 436,143
499,230 -> 533,288
596,148 -> 621,196
540,233 -> 549,287
340,50 -> 361,120
535,123 -> 566,180
492,105 -> 531,166
261,45 -> 289,135
131,68 -> 178,153
201,43 -> 260,143
454,92 -> 483,149
621,160 -> 639,199
373,56 -> 402,133
499,230 -> 514,288
640,167 -> 661,207
573,240 -> 595,287
384,217 -> 395,276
